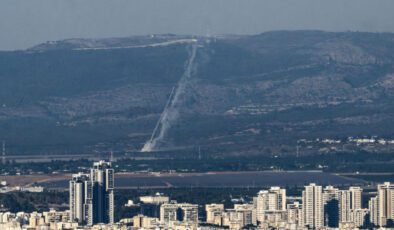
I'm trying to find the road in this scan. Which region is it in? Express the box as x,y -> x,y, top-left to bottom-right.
74,39 -> 197,51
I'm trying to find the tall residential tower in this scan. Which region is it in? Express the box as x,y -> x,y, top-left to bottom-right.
69,173 -> 92,224
302,183 -> 323,229
69,160 -> 114,226
90,160 -> 115,224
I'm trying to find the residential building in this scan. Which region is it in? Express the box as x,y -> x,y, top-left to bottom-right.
90,160 -> 115,225
205,203 -> 224,224
69,173 -> 91,224
377,182 -> 394,226
323,185 -> 339,227
69,160 -> 114,226
160,203 -> 198,225
369,196 -> 379,226
302,183 -> 323,229
287,201 -> 303,227
255,186 -> 286,223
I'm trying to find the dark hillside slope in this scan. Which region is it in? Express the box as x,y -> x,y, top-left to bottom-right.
0,31 -> 394,155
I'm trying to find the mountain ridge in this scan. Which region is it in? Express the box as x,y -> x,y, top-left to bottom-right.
0,30 -> 394,155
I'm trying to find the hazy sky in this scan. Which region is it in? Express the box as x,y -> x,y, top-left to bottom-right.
1,0 -> 394,50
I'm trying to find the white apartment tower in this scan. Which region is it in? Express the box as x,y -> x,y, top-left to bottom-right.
287,201 -> 303,227
160,203 -> 178,223
377,182 -> 394,226
234,204 -> 256,226
323,186 -> 339,203
69,173 -> 92,224
338,187 -> 362,223
269,187 -> 287,211
369,196 -> 379,226
302,183 -> 323,229
352,208 -> 369,228
349,187 -> 362,210
338,190 -> 352,223
205,204 -> 224,224
255,186 -> 286,222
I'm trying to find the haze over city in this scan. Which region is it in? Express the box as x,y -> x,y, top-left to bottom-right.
2,1 -> 394,229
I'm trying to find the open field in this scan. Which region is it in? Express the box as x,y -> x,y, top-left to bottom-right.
1,171 -> 365,189
338,173 -> 394,183
0,174 -> 71,187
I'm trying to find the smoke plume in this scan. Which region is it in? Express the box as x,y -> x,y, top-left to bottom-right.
141,42 -> 198,152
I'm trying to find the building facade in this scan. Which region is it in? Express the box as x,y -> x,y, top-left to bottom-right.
69,173 -> 91,224
255,186 -> 286,224
90,160 -> 114,224
377,182 -> 394,227
323,185 -> 339,228
69,160 -> 114,226
302,183 -> 323,229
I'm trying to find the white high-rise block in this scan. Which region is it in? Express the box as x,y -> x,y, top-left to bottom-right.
302,183 -> 323,229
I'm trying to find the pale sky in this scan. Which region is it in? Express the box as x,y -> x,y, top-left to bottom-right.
1,0 -> 394,50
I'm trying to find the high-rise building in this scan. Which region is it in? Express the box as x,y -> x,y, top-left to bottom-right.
140,193 -> 170,218
323,185 -> 339,227
369,196 -> 379,226
90,160 -> 114,225
323,186 -> 339,203
349,187 -> 362,210
160,203 -> 178,223
205,204 -> 224,224
160,203 -> 198,225
287,201 -> 303,227
255,190 -> 269,220
28,212 -> 45,228
69,173 -> 91,224
181,204 -> 199,224
377,182 -> 394,227
224,205 -> 255,229
338,190 -> 352,224
269,187 -> 287,211
69,160 -> 114,226
302,183 -> 323,229
352,208 -> 369,228
255,187 -> 286,223
233,204 -> 256,226
338,187 -> 362,224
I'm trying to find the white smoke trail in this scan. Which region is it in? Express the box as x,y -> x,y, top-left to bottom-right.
141,42 -> 198,152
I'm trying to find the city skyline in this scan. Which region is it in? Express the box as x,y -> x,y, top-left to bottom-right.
0,2 -> 393,229
2,168 -> 394,229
